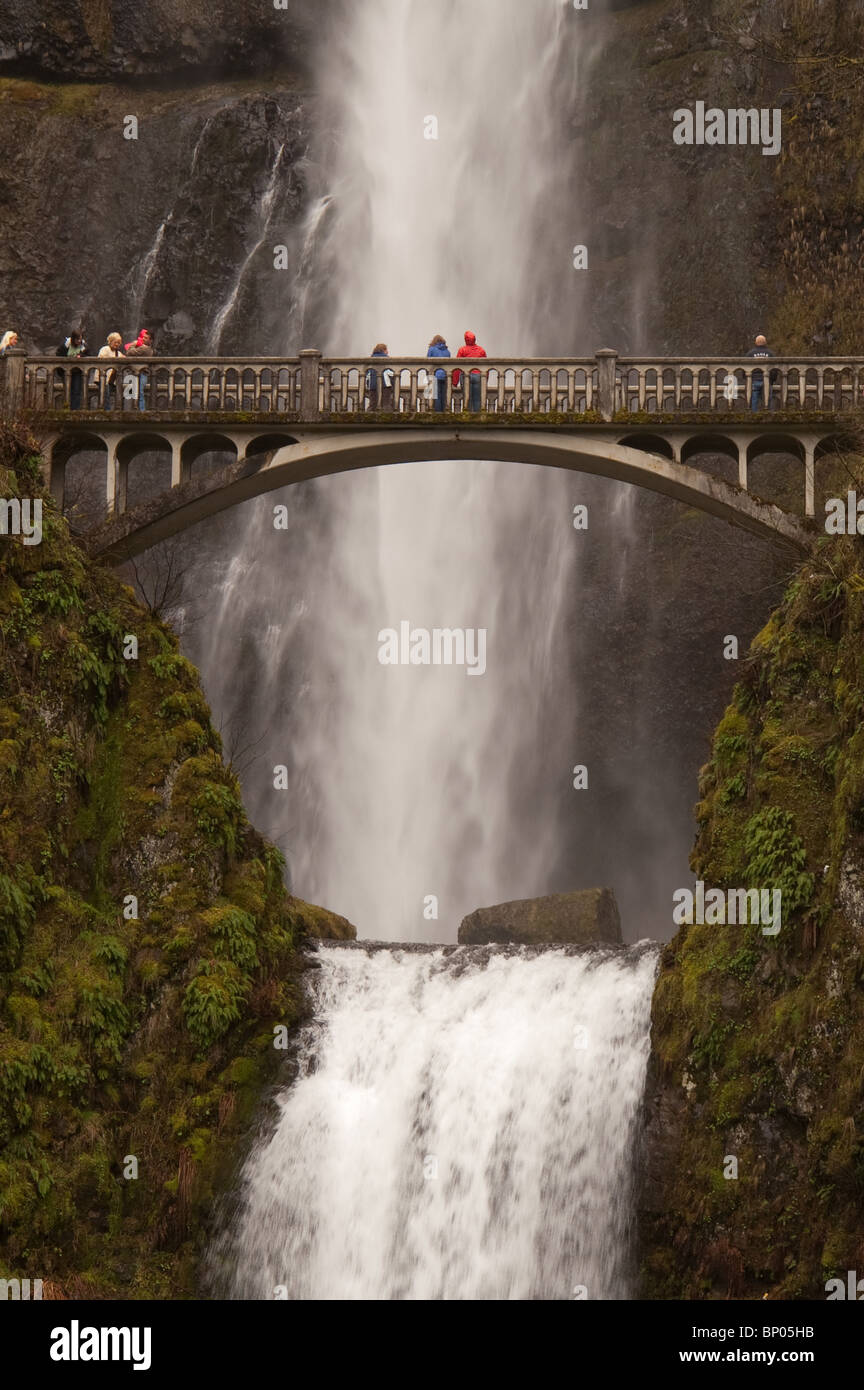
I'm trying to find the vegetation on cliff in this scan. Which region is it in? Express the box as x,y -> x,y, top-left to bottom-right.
0,422 -> 352,1298
642,497 -> 864,1298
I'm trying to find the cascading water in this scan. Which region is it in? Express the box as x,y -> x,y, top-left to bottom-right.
209,142 -> 287,353
193,0 -> 600,941
214,941 -> 658,1300
199,2 -> 662,1298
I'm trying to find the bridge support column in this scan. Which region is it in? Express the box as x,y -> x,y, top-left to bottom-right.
738,449 -> 748,491
170,438 -> 183,489
804,442 -> 816,517
105,438 -> 121,515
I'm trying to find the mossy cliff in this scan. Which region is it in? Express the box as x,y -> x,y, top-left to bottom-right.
0,424 -> 353,1299
640,521 -> 864,1299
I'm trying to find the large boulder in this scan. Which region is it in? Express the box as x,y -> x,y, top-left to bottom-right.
458,889 -> 622,947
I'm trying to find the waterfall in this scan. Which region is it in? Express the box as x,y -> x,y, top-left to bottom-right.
209,142 -> 287,353
190,0 -> 600,942
214,941 -> 658,1300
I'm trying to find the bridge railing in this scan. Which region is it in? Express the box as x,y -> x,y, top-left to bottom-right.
617,358 -> 864,413
6,349 -> 864,423
20,357 -> 304,415
17,354 -> 600,417
320,357 -> 599,415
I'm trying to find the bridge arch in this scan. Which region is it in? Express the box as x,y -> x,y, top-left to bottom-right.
181,432 -> 239,481
746,433 -> 806,466
813,432 -> 862,514
244,433 -> 301,462
89,428 -> 815,562
617,433 -> 675,461
116,432 -> 174,514
51,431 -> 108,521
680,433 -> 739,466
744,433 -> 808,515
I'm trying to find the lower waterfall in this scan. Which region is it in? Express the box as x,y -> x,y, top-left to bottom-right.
213,941 -> 658,1300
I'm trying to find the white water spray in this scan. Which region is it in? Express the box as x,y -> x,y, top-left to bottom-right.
217,942 -> 657,1300
193,0 -> 600,941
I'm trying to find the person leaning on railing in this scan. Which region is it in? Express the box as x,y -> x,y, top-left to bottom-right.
365,344 -> 394,410
56,331 -> 87,409
456,330 -> 487,411
97,332 -> 126,409
125,330 -> 154,410
746,334 -> 778,412
427,334 -> 451,412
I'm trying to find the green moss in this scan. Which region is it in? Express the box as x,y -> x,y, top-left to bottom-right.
0,429 -> 343,1298
644,534 -> 864,1300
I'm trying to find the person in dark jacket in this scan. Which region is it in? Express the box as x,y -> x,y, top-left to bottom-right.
456,330 -> 487,411
366,343 -> 394,410
57,331 -> 87,409
427,334 -> 451,412
125,330 -> 153,410
746,334 -> 777,411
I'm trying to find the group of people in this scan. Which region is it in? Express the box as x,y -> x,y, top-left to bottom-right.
0,327 -> 154,409
0,324 -> 784,415
367,330 -> 488,411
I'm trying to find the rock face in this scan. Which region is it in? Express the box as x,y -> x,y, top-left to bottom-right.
639,533 -> 864,1300
458,889 -> 622,947
0,422 -> 350,1298
0,0 -> 328,79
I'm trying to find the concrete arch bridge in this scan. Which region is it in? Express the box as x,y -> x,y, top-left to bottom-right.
2,349 -> 859,559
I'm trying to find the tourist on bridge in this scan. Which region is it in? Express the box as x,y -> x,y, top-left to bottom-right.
746,334 -> 777,412
0,331 -> 19,355
366,343 -> 394,411
456,330 -> 487,411
97,332 -> 126,409
125,329 -> 154,411
427,334 -> 451,412
56,331 -> 87,409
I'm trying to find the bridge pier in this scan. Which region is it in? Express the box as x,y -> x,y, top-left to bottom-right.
803,441 -> 816,517
105,437 -> 122,514
170,438 -> 184,489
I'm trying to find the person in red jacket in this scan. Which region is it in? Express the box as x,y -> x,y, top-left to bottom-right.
456,330 -> 487,411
